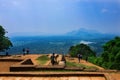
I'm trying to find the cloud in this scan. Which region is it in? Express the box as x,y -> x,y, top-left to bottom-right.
80,40 -> 95,45
101,8 -> 108,13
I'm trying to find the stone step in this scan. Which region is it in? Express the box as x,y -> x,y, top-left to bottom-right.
0,72 -> 110,80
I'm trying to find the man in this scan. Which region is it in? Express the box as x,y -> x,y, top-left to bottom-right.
22,48 -> 25,55
26,48 -> 30,54
51,53 -> 55,65
78,54 -> 81,63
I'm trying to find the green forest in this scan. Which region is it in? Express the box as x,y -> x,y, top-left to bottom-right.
69,37 -> 120,70
93,36 -> 120,70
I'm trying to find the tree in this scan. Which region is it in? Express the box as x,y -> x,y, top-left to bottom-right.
69,43 -> 96,58
0,25 -> 12,52
97,36 -> 120,70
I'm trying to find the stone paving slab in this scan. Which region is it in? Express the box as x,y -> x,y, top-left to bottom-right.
0,76 -> 106,80
0,72 -> 109,80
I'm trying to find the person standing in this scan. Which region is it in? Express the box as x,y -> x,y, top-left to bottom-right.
51,53 -> 55,65
6,52 -> 8,56
78,54 -> 81,63
80,54 -> 83,60
86,56 -> 88,62
22,48 -> 25,55
61,55 -> 66,63
26,48 -> 29,54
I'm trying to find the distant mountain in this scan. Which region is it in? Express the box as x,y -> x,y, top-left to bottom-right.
66,28 -> 115,39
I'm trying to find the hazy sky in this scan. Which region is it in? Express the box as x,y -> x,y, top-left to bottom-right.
0,0 -> 120,36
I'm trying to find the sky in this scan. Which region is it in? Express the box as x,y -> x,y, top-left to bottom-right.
0,0 -> 120,36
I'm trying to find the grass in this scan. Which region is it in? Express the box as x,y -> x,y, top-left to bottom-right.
36,55 -> 50,65
66,61 -> 85,67
66,61 -> 98,70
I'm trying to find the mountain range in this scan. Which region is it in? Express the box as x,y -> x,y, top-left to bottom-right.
66,28 -> 115,39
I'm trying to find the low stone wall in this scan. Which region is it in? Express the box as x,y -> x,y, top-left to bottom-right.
0,58 -> 23,62
10,65 -> 36,71
19,59 -> 33,65
10,65 -> 65,72
0,72 -> 106,77
10,58 -> 35,71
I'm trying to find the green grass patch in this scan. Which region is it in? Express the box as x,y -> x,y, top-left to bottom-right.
66,61 -> 98,70
36,55 -> 50,65
66,61 -> 85,67
84,65 -> 99,70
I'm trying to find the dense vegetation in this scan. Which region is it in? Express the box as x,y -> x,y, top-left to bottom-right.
69,43 -> 96,58
89,37 -> 120,70
0,25 -> 12,52
69,37 -> 120,70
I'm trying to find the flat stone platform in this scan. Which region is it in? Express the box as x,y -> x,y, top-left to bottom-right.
0,72 -> 110,80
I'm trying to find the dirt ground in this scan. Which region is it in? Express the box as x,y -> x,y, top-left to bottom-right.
0,61 -> 19,72
109,72 -> 120,80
